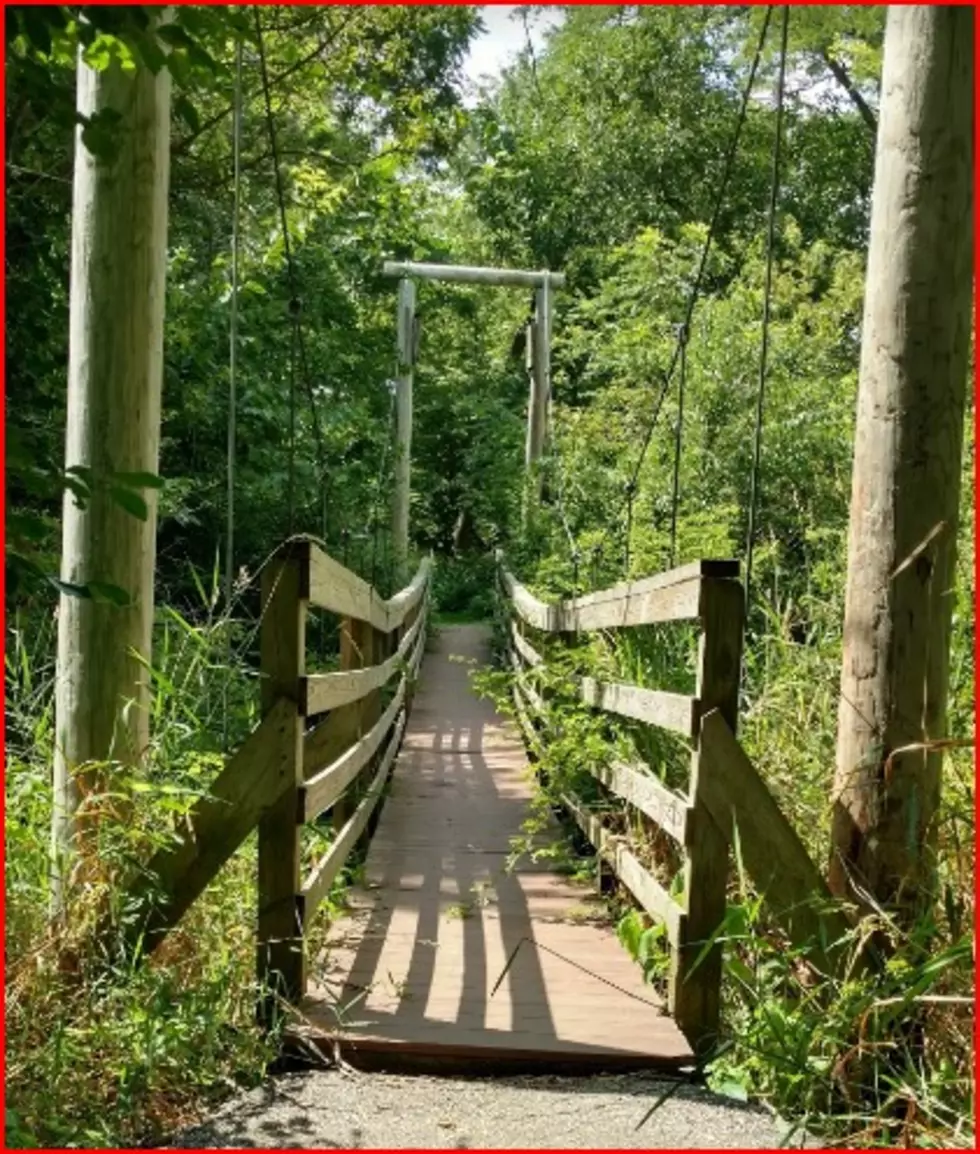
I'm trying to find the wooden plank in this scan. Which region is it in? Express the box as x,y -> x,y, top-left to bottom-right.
510,620 -> 542,667
304,703 -> 362,779
698,710 -> 853,976
307,545 -> 430,632
331,616 -> 378,832
300,677 -> 406,823
257,554 -> 307,1008
561,793 -> 683,946
304,604 -> 424,710
579,677 -> 698,738
302,711 -> 407,922
501,561 -> 735,632
591,760 -> 690,845
670,575 -> 744,1054
512,683 -> 543,755
122,701 -> 296,954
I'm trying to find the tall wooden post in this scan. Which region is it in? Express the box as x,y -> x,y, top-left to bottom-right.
523,276 -> 552,526
829,6 -> 973,920
51,18 -> 171,909
672,576 -> 744,1055
257,549 -> 307,1018
393,277 -> 416,584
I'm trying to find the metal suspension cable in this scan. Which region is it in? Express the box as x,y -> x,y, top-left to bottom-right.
744,5 -> 789,617
254,10 -> 327,527
668,322 -> 688,568
223,36 -> 243,752
612,5 -> 775,564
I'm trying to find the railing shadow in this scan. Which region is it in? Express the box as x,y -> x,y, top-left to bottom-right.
325,623 -> 560,1044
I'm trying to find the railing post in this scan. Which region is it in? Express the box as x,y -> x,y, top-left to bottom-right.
257,545 -> 308,1021
671,574 -> 744,1056
334,616 -> 380,833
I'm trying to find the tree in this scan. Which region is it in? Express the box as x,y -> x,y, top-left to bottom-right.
829,6 -> 973,920
51,13 -> 172,906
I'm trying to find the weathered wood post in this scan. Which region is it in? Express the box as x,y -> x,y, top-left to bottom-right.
51,10 -> 172,910
392,278 -> 416,585
671,574 -> 744,1054
257,546 -> 307,1019
829,5 -> 973,922
523,274 -> 552,525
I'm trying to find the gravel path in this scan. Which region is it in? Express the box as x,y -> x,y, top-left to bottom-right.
173,1069 -> 808,1149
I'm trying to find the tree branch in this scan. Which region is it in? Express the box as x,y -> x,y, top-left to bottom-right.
172,10 -> 363,158
820,48 -> 878,136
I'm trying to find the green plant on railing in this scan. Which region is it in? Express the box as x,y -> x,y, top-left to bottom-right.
617,908 -> 671,986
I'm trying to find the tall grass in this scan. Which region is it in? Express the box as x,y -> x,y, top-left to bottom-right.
5,574 -> 278,1148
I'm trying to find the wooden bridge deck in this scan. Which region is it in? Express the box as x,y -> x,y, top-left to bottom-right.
299,623 -> 694,1072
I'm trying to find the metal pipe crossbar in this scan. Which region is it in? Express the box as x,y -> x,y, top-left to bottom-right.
382,260 -> 565,289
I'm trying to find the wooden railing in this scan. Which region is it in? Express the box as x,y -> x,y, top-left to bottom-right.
498,556 -> 744,1053
124,539 -> 430,1015
258,541 -> 430,1007
499,555 -> 858,1052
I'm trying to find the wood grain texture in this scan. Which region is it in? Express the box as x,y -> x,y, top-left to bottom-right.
561,793 -> 684,945
580,677 -> 698,738
302,712 -> 407,921
257,555 -> 307,1007
307,547 -> 429,632
121,701 -> 296,954
301,678 -> 406,822
671,576 -> 744,1054
500,559 -> 737,633
52,20 -> 172,904
699,709 -> 853,974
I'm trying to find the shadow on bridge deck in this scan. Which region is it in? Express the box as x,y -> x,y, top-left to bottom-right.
298,624 -> 694,1074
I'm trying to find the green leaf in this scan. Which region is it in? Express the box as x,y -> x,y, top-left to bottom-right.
112,470 -> 166,490
130,29 -> 166,74
713,1079 -> 749,1103
78,108 -> 124,163
7,512 -> 50,542
109,486 -> 149,520
46,575 -> 92,600
174,94 -> 200,135
87,581 -> 132,607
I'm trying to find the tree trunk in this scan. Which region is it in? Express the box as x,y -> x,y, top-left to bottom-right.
829,6 -> 973,921
51,32 -> 172,908
392,277 -> 415,585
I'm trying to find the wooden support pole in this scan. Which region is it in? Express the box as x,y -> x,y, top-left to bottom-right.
523,278 -> 552,521
830,5 -> 973,921
670,575 -> 744,1056
51,15 -> 171,909
257,550 -> 307,1020
393,277 -> 415,584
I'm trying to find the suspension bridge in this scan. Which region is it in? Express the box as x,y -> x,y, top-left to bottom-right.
109,6 -> 857,1074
